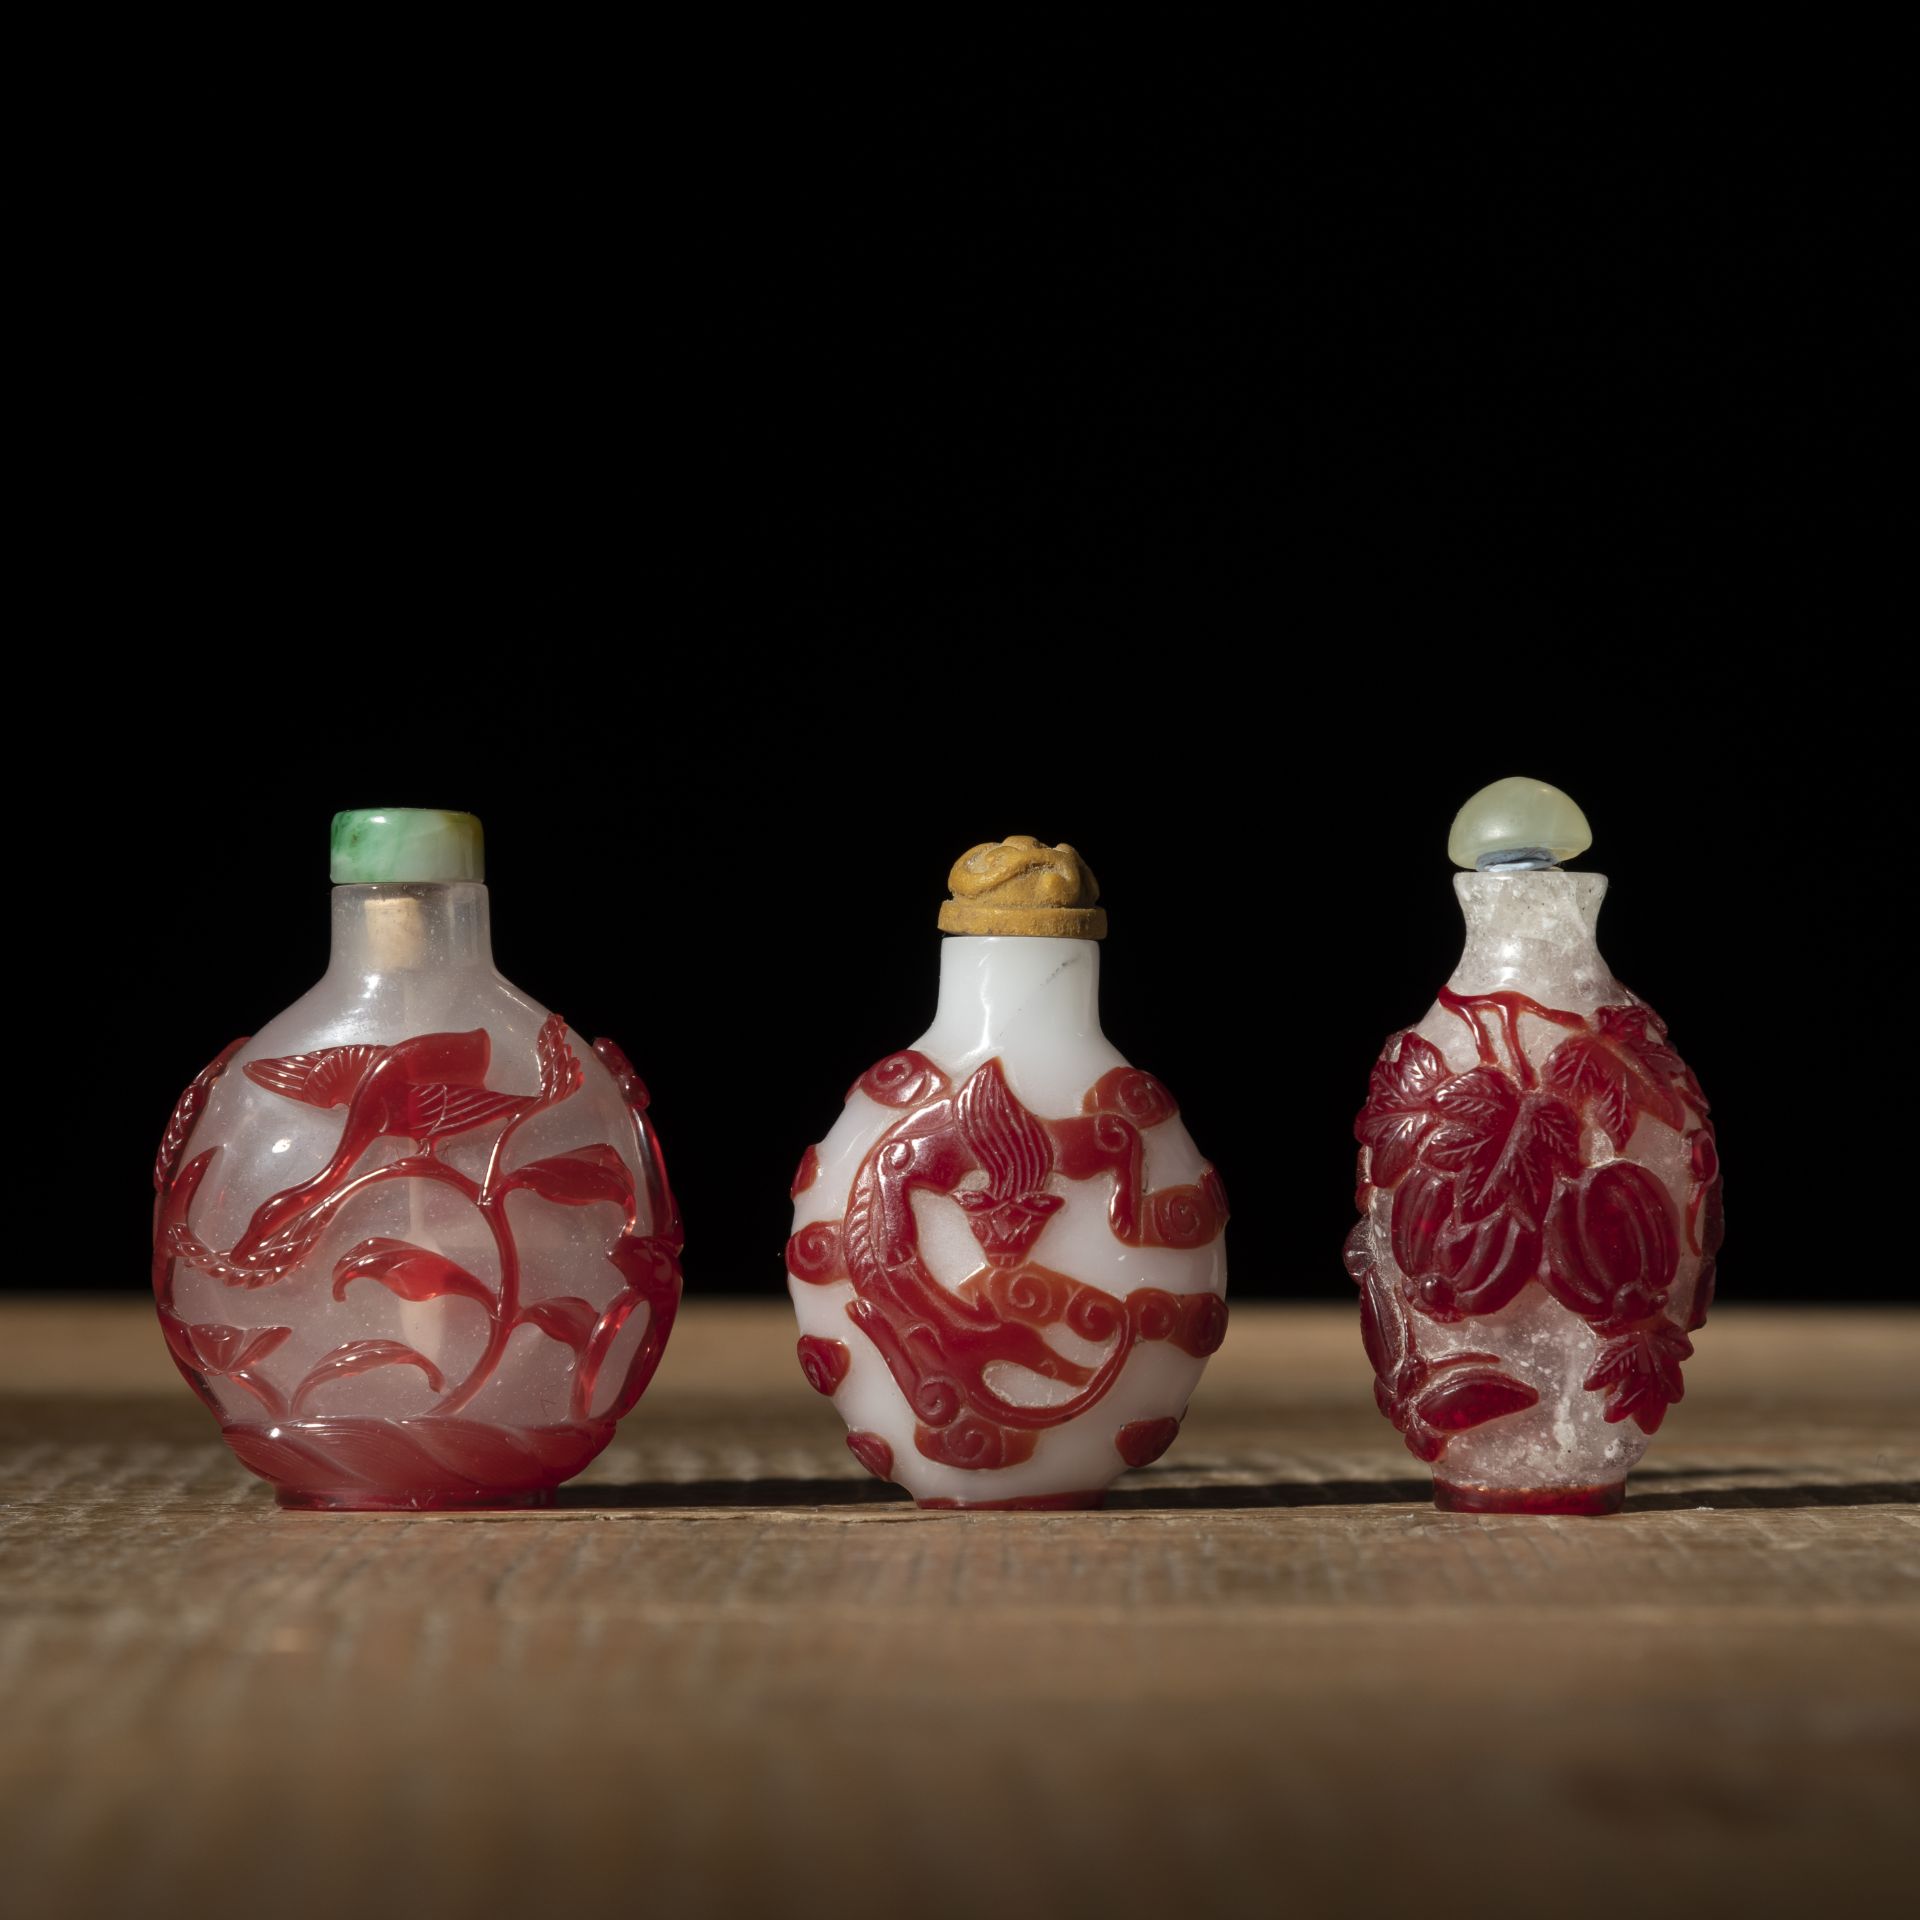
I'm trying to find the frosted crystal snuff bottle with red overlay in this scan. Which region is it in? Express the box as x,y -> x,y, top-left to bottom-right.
151,808 -> 682,1509
1348,779 -> 1723,1515
786,836 -> 1229,1509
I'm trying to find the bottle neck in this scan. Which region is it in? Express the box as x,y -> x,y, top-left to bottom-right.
1449,869 -> 1612,1004
920,936 -> 1105,1058
326,882 -> 495,979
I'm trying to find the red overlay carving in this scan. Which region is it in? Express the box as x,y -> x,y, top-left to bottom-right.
152,1020 -> 682,1507
797,1335 -> 850,1396
791,1144 -> 821,1197
795,1053 -> 1227,1485
1435,1480 -> 1626,1516
1352,990 -> 1720,1461
853,1052 -> 950,1108
1116,1417 -> 1181,1467
846,1431 -> 894,1480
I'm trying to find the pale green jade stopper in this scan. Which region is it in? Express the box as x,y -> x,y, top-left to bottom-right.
1447,778 -> 1592,872
329,808 -> 485,884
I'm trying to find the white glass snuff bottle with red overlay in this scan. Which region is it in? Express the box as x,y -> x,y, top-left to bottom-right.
786,837 -> 1229,1509
1349,779 -> 1723,1514
151,808 -> 682,1509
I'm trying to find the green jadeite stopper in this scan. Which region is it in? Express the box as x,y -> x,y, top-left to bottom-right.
329,809 -> 484,884
1447,778 -> 1592,871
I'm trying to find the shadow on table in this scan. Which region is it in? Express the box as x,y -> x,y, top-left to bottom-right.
1117,1462 -> 1920,1511
561,1464 -> 1919,1512
1116,1465 -> 1920,1512
1107,1478 -> 1435,1507
1622,1481 -> 1919,1511
557,1478 -> 903,1509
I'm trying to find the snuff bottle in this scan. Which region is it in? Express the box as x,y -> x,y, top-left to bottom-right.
786,836 -> 1229,1508
151,808 -> 682,1508
1348,780 -> 1723,1513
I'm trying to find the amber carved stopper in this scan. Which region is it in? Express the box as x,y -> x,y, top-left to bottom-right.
937,836 -> 1107,939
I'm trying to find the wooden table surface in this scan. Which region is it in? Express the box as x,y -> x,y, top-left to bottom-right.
3,1299 -> 1915,1920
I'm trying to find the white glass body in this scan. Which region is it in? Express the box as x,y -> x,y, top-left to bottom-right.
790,936 -> 1229,1506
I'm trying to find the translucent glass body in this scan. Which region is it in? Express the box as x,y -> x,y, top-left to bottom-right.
788,937 -> 1229,1508
1349,872 -> 1721,1514
152,882 -> 680,1508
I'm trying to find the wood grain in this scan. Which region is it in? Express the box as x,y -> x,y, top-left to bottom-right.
2,1300 -> 1915,1920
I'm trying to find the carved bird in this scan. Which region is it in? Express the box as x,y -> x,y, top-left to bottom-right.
220,1030 -> 527,1279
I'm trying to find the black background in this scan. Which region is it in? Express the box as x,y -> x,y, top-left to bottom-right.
70,675 -> 1897,1306
40,69 -> 1904,1305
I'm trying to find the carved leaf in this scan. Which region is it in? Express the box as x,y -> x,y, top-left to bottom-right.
506,1144 -> 635,1210
244,1045 -> 383,1109
1542,1032 -> 1685,1149
517,1295 -> 600,1353
570,1233 -> 684,1420
536,1015 -> 583,1104
155,1038 -> 248,1191
292,1340 -> 446,1412
1347,1221 -> 1401,1383
222,1323 -> 290,1374
577,1291 -> 644,1419
153,1147 -> 220,1297
163,1316 -> 292,1377
1584,1318 -> 1693,1432
1355,1032 -> 1451,1190
1423,1071 -> 1580,1226
607,1231 -> 682,1300
331,1238 -> 494,1310
1596,1002 -> 1696,1098
1413,1367 -> 1540,1434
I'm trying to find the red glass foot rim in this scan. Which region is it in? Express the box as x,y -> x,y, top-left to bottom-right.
1433,1479 -> 1626,1516
916,1489 -> 1107,1511
276,1486 -> 557,1512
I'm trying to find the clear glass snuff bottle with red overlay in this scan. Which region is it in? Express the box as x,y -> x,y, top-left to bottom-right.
151,808 -> 682,1509
1349,779 -> 1723,1514
786,836 -> 1230,1508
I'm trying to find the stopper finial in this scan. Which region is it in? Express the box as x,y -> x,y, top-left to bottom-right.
937,836 -> 1106,937
329,809 -> 484,884
1448,779 -> 1591,872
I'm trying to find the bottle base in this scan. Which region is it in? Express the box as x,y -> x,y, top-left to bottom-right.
223,1417 -> 612,1510
276,1486 -> 557,1513
916,1489 -> 1107,1512
1433,1479 -> 1626,1516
